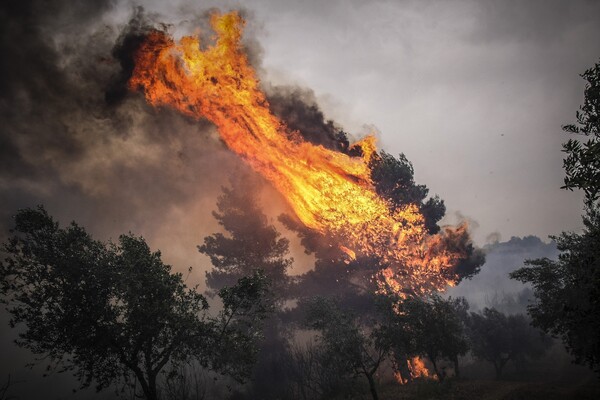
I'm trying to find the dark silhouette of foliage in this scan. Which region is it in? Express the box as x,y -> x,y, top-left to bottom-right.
511,211 -> 600,374
369,151 -> 445,234
511,59 -> 600,375
199,181 -> 292,299
199,180 -> 294,400
0,207 -> 271,400
561,60 -> 600,204
376,294 -> 469,381
304,297 -> 388,400
467,308 -> 551,379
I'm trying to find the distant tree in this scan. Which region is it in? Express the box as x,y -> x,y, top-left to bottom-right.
0,207 -> 271,400
511,60 -> 600,374
304,297 -> 388,400
199,181 -> 292,299
467,308 -> 551,379
377,294 -> 469,381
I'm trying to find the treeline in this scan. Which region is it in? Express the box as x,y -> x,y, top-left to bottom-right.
0,202 -> 550,400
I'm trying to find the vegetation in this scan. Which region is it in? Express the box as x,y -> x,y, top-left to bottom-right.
467,308 -> 551,379
304,297 -> 388,400
199,180 -> 292,298
0,207 -> 271,400
376,294 -> 470,382
511,59 -> 600,374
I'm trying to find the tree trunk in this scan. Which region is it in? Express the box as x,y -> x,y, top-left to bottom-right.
365,373 -> 379,400
430,358 -> 444,382
453,356 -> 460,379
493,362 -> 503,380
395,358 -> 412,384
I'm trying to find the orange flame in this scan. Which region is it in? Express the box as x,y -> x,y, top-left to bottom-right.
408,357 -> 433,380
393,356 -> 434,384
129,11 -> 468,294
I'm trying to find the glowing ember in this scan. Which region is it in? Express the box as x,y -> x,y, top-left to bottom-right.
129,11 -> 470,295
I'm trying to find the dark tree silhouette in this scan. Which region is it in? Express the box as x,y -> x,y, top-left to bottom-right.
199,179 -> 295,399
0,207 -> 271,400
511,59 -> 600,375
467,308 -> 551,379
199,181 -> 292,299
304,297 -> 388,400
561,61 -> 600,203
376,294 -> 469,381
369,151 -> 445,234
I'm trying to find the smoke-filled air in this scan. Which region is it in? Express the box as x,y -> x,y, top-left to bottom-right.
1,1 -> 599,400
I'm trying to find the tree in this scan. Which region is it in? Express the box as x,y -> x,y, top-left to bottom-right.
376,294 -> 469,381
369,151 -> 446,234
511,59 -> 600,374
304,297 -> 388,400
280,150 -> 483,310
0,207 -> 271,400
199,180 -> 292,299
467,308 -> 550,379
199,180 -> 295,399
561,60 -> 600,204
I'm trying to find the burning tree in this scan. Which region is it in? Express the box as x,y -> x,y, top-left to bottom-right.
124,10 -> 485,393
128,11 -> 482,299
0,207 -> 271,400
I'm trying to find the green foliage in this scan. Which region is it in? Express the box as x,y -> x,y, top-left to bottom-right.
0,207 -> 271,400
467,308 -> 551,379
561,61 -> 600,204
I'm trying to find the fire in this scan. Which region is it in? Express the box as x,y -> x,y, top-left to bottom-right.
393,357 -> 434,384
408,357 -> 433,380
129,11 -> 469,294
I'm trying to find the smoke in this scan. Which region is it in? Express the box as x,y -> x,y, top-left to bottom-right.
0,0 -> 254,262
265,84 -> 350,153
0,2 -> 270,397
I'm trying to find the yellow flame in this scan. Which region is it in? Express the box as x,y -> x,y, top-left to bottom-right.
129,11 -> 469,294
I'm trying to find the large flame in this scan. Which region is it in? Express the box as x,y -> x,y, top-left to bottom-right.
129,12 -> 468,294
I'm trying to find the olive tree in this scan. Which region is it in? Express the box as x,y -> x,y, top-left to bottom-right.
0,207 -> 271,400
